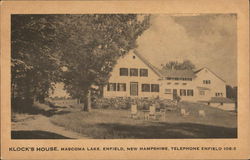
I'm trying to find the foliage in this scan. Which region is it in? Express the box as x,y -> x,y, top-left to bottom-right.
92,97 -> 177,110
11,14 -> 150,111
11,15 -> 62,105
226,85 -> 237,101
56,14 -> 151,110
173,94 -> 181,102
162,60 -> 196,70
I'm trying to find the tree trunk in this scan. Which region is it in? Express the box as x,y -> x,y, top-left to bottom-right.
24,82 -> 34,108
83,90 -> 91,112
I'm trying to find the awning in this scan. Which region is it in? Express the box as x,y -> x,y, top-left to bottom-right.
197,86 -> 210,90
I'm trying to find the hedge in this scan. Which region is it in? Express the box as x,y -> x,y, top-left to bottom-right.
92,97 -> 177,110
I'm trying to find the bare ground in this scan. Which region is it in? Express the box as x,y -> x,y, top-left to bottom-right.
12,113 -> 88,139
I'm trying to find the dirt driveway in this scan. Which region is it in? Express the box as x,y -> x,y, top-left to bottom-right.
12,113 -> 88,139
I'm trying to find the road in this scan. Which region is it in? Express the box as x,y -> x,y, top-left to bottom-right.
12,113 -> 87,139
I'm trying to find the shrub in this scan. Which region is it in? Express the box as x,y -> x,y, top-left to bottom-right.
173,94 -> 181,102
92,97 -> 176,110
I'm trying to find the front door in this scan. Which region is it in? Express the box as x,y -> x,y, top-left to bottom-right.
130,82 -> 138,96
173,89 -> 177,99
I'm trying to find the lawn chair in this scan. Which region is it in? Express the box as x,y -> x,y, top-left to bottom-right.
131,104 -> 138,119
180,108 -> 189,116
159,108 -> 166,121
173,100 -> 178,106
143,110 -> 150,120
198,110 -> 206,117
149,105 -> 156,120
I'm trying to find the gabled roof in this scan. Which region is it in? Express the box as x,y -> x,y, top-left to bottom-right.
132,52 -> 224,81
195,67 -> 226,82
133,50 -> 197,79
209,97 -> 235,103
159,69 -> 196,78
133,50 -> 162,77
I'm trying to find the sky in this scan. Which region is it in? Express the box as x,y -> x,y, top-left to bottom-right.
136,14 -> 237,86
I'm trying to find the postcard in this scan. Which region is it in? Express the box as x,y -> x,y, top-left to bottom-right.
1,0 -> 249,159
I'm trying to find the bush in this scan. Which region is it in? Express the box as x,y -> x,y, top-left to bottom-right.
92,97 -> 131,110
173,94 -> 181,102
92,97 -> 176,110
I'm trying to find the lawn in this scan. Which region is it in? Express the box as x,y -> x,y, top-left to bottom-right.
50,101 -> 237,139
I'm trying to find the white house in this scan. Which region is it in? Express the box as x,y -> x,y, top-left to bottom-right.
103,50 -> 161,98
103,50 -> 236,110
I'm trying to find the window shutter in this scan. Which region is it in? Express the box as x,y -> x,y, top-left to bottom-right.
107,83 -> 110,91
117,83 -> 120,91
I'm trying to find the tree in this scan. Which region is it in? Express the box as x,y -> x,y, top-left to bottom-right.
226,85 -> 237,100
162,60 -> 196,70
11,15 -> 62,108
57,14 -> 150,111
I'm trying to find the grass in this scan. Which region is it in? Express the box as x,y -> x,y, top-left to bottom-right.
50,102 -> 237,139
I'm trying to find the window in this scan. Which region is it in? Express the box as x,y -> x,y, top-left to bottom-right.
203,80 -> 211,84
151,84 -> 159,92
133,56 -> 136,59
166,77 -> 171,80
140,69 -> 148,77
180,89 -> 186,96
174,82 -> 179,85
187,89 -> 194,96
142,84 -> 150,92
182,83 -> 187,85
183,78 -> 192,81
130,68 -> 138,76
117,83 -> 126,91
167,82 -> 171,85
165,89 -> 172,94
199,90 -> 205,96
174,77 -> 179,80
107,83 -> 116,91
120,68 -> 128,76
215,92 -> 223,97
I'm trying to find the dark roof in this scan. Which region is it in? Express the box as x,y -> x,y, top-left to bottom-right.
159,69 -> 196,78
194,68 -> 203,74
133,51 -> 162,77
195,67 -> 225,82
209,97 -> 235,103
